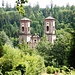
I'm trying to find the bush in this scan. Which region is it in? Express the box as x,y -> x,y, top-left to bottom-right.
70,67 -> 74,70
55,68 -> 60,73
47,66 -> 55,74
61,66 -> 70,73
5,71 -> 21,75
0,70 -> 2,75
0,45 -> 45,75
47,66 -> 52,74
1,59 -> 13,75
52,67 -> 56,74
16,63 -> 26,75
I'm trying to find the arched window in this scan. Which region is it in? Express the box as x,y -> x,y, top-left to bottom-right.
34,40 -> 36,43
47,26 -> 49,31
22,27 -> 24,31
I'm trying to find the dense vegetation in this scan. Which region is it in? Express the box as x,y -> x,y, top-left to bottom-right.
0,3 -> 75,74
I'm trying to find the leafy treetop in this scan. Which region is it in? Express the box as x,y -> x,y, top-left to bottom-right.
16,0 -> 28,15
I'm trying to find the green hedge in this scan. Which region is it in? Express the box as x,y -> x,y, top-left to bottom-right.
47,66 -> 59,74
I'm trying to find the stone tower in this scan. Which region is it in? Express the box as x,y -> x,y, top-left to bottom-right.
19,17 -> 31,43
44,16 -> 56,43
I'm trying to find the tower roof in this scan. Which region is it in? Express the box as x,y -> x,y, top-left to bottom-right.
21,17 -> 30,21
45,16 -> 55,20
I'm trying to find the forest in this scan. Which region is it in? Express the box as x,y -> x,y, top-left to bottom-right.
0,2 -> 75,75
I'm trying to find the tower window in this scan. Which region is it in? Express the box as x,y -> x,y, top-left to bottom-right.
34,40 -> 36,43
22,27 -> 24,31
47,26 -> 49,31
46,22 -> 49,26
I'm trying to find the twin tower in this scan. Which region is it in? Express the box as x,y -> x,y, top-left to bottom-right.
19,16 -> 56,48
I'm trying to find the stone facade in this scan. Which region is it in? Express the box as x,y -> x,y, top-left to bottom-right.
29,34 -> 40,48
19,16 -> 56,48
19,17 -> 40,48
44,16 -> 56,44
19,17 -> 31,43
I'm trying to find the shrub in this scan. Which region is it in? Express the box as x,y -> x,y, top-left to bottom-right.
47,66 -> 52,74
0,70 -> 2,75
5,71 -> 21,75
16,63 -> 26,75
0,45 -> 45,75
52,67 -> 56,74
1,59 -> 13,75
55,68 -> 60,73
47,66 -> 55,74
61,66 -> 70,73
70,67 -> 74,70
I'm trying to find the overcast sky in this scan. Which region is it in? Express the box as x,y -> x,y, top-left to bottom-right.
0,0 -> 75,8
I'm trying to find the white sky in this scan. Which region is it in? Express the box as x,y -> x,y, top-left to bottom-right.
0,0 -> 75,8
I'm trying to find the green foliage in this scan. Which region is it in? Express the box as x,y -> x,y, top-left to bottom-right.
0,31 -> 12,45
1,59 -> 13,75
2,23 -> 19,38
0,3 -> 75,70
61,66 -> 70,74
16,63 -> 26,75
0,5 -> 75,39
0,44 -> 45,75
67,10 -> 75,68
16,4 -> 25,16
47,66 -> 53,74
11,38 -> 18,47
0,41 -> 3,57
36,35 -> 53,66
5,71 -> 21,75
70,67 -> 74,70
46,66 -> 59,74
71,70 -> 75,75
16,0 -> 28,15
68,31 -> 75,68
55,68 -> 60,73
36,32 -> 71,67
0,8 -> 4,14
53,30 -> 71,66
0,11 -> 22,38
18,38 -> 32,55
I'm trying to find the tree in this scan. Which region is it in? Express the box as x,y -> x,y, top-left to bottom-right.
16,63 -> 26,75
68,31 -> 75,68
0,31 -> 12,45
16,0 -> 28,15
1,59 -> 13,75
68,11 -> 75,68
36,35 -> 53,66
0,40 -> 3,57
0,44 -> 44,75
53,30 -> 71,66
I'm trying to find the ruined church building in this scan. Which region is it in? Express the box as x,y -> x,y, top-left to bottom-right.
19,16 -> 56,48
